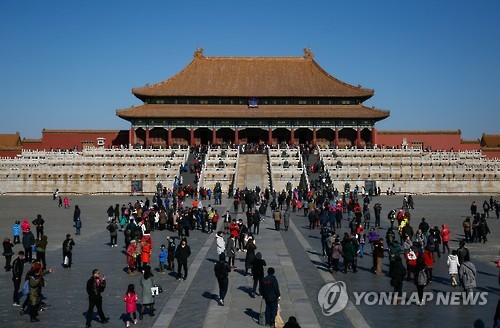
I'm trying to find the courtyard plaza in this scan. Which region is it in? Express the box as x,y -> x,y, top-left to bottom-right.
0,194 -> 498,327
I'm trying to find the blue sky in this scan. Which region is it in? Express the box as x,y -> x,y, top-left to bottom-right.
1,0 -> 499,139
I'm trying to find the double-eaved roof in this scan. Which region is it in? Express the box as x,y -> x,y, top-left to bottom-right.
117,49 -> 389,122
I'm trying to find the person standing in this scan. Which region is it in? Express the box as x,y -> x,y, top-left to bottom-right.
374,203 -> 382,229
415,260 -> 427,306
214,254 -> 231,306
175,238 -> 191,281
73,205 -> 81,226
62,234 -> 75,269
27,264 -> 55,322
22,228 -> 35,263
227,234 -> 237,269
35,235 -> 48,269
85,269 -> 109,327
260,267 -> 281,327
107,219 -> 119,247
12,220 -> 21,244
139,265 -> 155,318
32,215 -> 45,240
462,218 -> 472,243
3,237 -> 15,271
373,238 -> 385,275
12,251 -> 25,306
273,208 -> 282,231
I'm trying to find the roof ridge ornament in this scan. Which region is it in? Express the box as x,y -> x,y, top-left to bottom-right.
303,48 -> 314,60
194,48 -> 205,58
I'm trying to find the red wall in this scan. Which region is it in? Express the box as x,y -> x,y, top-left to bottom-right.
24,130 -> 129,151
376,131 -> 481,151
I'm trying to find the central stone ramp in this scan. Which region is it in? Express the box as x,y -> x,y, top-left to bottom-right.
236,154 -> 269,190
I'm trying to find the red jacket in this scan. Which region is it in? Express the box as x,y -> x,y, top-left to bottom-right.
422,250 -> 434,268
441,225 -> 451,242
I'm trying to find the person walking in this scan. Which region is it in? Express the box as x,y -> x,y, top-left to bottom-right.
415,259 -> 427,306
175,238 -> 191,281
389,256 -> 406,305
107,219 -> 119,247
123,284 -> 138,327
139,265 -> 155,319
85,269 -> 109,327
62,234 -> 75,269
214,253 -> 231,306
283,209 -> 290,231
441,224 -> 451,254
251,252 -> 266,297
11,251 -> 25,306
260,267 -> 281,327
459,257 -> 477,294
227,234 -> 237,269
447,250 -> 460,287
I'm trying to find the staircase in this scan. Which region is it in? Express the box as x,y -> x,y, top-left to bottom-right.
236,154 -> 269,190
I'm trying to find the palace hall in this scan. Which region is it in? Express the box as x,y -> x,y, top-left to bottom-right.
116,48 -> 390,148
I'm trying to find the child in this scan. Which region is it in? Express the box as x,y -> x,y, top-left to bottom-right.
447,249 -> 460,287
158,244 -> 167,274
75,217 -> 82,235
12,221 -> 21,244
124,284 -> 138,327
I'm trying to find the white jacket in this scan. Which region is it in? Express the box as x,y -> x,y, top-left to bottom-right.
216,235 -> 226,255
447,254 -> 460,274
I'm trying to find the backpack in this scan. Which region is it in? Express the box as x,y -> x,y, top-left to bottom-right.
407,250 -> 417,261
214,262 -> 226,279
417,269 -> 428,286
107,224 -> 116,233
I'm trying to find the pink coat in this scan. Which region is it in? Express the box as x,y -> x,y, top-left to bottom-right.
21,219 -> 31,233
441,225 -> 451,242
124,292 -> 138,313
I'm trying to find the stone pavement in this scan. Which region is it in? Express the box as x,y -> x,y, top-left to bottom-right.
0,194 -> 499,327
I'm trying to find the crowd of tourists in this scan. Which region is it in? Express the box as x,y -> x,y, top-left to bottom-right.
1,148 -> 499,326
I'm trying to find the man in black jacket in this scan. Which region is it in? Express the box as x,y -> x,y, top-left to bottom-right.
62,234 -> 75,269
175,238 -> 191,280
260,267 -> 281,327
85,269 -> 109,327
214,253 -> 231,306
22,228 -> 35,263
32,214 -> 45,240
11,251 -> 25,306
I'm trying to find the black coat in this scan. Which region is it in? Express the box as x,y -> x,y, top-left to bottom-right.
260,274 -> 280,303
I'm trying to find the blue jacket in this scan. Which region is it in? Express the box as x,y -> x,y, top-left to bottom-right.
158,248 -> 167,262
12,224 -> 21,236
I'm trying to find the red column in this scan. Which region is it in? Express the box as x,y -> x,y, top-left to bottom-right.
145,127 -> 150,148
212,128 -> 217,144
356,128 -> 361,147
371,127 -> 377,147
167,128 -> 172,147
334,128 -> 339,147
290,128 -> 295,145
234,128 -> 239,145
312,128 -> 317,146
190,128 -> 195,147
268,128 -> 273,144
129,127 -> 135,147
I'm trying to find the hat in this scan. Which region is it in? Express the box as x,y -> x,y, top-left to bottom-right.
130,240 -> 136,244
167,237 -> 173,242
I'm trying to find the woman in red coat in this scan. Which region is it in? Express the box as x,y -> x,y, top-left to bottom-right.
126,240 -> 138,275
422,246 -> 434,284
440,224 -> 451,255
